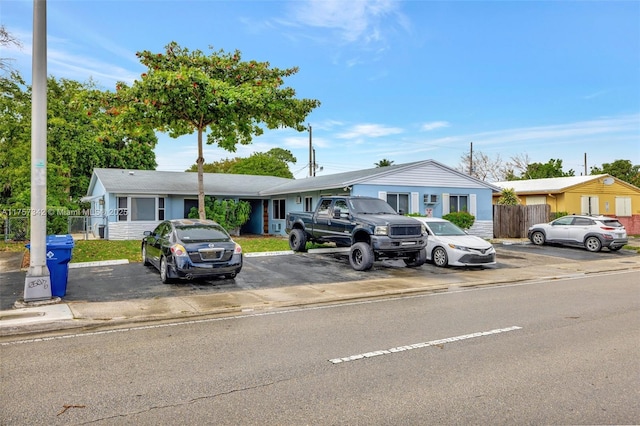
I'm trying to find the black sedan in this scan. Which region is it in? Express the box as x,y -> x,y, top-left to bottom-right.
142,219 -> 242,283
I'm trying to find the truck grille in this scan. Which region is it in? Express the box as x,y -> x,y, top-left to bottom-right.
389,225 -> 422,237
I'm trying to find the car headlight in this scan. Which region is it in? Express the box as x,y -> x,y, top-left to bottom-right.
374,226 -> 388,236
448,243 -> 470,251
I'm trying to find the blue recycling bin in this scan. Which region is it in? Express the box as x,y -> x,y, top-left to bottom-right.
27,234 -> 75,297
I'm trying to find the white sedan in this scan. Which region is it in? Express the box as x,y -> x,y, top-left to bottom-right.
413,217 -> 496,267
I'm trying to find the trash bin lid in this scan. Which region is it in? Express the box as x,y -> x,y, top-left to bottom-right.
45,234 -> 75,247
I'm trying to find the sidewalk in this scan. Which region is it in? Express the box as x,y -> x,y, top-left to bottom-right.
2,245 -> 639,338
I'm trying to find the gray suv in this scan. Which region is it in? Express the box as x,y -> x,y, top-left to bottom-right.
528,215 -> 628,252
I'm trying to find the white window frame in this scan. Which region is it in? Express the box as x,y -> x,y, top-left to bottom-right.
116,196 -> 165,222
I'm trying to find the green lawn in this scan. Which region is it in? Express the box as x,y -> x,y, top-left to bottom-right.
0,236 -> 293,264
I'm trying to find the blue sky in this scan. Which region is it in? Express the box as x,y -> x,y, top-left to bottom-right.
2,0 -> 639,180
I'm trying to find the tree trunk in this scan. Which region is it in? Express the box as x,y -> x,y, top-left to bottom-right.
197,128 -> 206,220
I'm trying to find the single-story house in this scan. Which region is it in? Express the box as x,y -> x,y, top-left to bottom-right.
84,159 -> 502,240
492,174 -> 640,234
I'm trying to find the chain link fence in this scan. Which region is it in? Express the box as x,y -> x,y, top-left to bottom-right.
2,216 -> 29,242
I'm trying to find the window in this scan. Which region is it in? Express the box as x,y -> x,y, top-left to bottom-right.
273,199 -> 286,220
615,197 -> 631,217
117,197 -> 165,221
158,197 -> 165,220
304,197 -> 314,212
316,199 -> 332,216
449,195 -> 468,213
184,199 -> 198,218
118,197 -> 128,221
386,193 -> 409,213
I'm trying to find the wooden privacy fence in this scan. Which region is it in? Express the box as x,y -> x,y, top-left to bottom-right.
493,204 -> 550,238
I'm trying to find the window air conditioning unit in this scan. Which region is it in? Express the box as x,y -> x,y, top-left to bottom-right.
423,194 -> 438,204
295,196 -> 302,204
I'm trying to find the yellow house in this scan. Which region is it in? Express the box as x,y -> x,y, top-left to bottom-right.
493,174 -> 640,235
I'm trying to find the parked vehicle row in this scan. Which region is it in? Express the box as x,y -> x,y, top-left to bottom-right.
140,211 -> 628,284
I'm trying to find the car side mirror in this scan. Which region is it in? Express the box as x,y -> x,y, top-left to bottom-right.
143,230 -> 152,236
333,208 -> 341,219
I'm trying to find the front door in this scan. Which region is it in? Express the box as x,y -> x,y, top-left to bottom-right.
263,200 -> 269,234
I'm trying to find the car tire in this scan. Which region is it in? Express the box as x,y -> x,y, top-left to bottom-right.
160,256 -> 173,284
585,236 -> 602,252
349,242 -> 374,271
404,248 -> 427,267
289,229 -> 307,252
141,244 -> 151,266
432,246 -> 448,267
530,231 -> 545,246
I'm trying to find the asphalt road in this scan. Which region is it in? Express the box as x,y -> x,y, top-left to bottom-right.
1,244 -> 637,310
2,271 -> 638,425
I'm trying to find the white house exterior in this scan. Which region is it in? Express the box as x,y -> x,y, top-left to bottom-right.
84,160 -> 501,240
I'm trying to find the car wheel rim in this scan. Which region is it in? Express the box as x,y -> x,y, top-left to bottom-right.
353,249 -> 362,265
434,249 -> 446,266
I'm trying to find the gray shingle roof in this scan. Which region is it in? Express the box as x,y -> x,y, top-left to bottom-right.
89,159 -> 501,197
91,168 -> 292,197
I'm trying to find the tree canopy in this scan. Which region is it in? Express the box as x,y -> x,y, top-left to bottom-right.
591,159 -> 640,187
375,159 -> 394,167
115,42 -> 320,218
504,158 -> 574,180
186,148 -> 297,178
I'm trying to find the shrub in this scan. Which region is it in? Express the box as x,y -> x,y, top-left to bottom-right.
443,211 -> 475,229
188,197 -> 251,233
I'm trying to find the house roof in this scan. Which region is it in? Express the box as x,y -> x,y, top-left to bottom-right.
88,168 -> 292,197
261,159 -> 502,195
492,175 -> 611,194
87,159 -> 502,198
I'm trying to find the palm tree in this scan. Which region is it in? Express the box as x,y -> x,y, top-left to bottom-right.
375,159 -> 394,167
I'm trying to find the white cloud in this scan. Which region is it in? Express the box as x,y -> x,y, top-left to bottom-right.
288,0 -> 399,43
336,123 -> 404,139
421,121 -> 451,131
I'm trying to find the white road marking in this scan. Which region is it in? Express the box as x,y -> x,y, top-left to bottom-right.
328,326 -> 523,364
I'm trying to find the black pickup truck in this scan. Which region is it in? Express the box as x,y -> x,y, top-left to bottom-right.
285,196 -> 428,271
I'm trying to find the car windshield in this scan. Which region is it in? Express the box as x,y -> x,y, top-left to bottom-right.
427,221 -> 466,236
176,225 -> 230,242
350,199 -> 398,214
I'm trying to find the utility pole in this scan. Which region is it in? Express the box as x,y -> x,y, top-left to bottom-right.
469,142 -> 473,176
24,0 -> 51,301
584,152 -> 587,176
308,124 -> 313,177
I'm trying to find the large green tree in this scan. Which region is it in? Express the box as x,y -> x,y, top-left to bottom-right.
187,148 -> 296,178
116,42 -> 320,219
0,72 -> 157,231
591,159 -> 640,187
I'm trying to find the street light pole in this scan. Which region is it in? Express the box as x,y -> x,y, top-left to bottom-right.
24,0 -> 51,301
